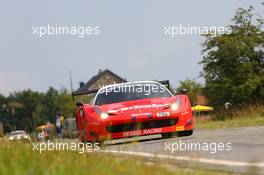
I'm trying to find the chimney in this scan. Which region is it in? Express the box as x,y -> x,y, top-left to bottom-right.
79,82 -> 85,88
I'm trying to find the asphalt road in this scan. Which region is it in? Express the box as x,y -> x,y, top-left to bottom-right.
102,125 -> 264,174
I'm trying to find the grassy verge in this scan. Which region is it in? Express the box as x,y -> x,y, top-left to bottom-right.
195,105 -> 264,129
0,139 -> 229,175
196,116 -> 264,129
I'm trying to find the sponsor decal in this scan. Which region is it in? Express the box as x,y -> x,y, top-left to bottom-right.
130,112 -> 153,121
131,112 -> 152,117
123,131 -> 141,137
107,103 -> 170,113
176,126 -> 185,131
90,121 -> 101,126
123,128 -> 162,137
142,128 -> 162,135
181,110 -> 190,115
156,112 -> 170,117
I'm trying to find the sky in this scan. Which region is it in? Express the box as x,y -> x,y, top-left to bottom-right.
0,0 -> 262,95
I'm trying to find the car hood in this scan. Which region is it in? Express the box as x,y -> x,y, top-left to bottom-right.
98,96 -> 177,115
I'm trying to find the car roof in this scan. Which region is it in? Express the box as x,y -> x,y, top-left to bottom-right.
92,81 -> 173,105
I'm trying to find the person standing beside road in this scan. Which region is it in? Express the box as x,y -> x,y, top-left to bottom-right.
46,120 -> 52,140
56,111 -> 65,138
60,113 -> 64,129
56,112 -> 62,138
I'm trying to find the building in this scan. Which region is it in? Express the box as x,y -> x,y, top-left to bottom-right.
75,69 -> 127,94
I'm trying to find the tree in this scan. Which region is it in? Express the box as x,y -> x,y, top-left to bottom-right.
0,86 -> 77,133
54,88 -> 76,118
43,87 -> 58,123
177,79 -> 202,106
9,90 -> 44,131
0,94 -> 7,121
200,5 -> 264,108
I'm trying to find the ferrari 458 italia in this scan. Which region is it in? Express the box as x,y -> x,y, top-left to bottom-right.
75,81 -> 193,143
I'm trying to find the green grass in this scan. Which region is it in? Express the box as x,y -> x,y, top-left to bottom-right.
196,116 -> 264,129
0,139 -> 230,175
2,105 -> 263,174
195,105 -> 264,129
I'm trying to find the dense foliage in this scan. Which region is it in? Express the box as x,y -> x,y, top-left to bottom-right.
176,79 -> 202,106
0,88 -> 75,132
201,6 -> 264,108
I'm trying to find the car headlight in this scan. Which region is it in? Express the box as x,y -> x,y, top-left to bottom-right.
94,107 -> 109,120
100,112 -> 109,119
171,103 -> 179,111
171,98 -> 180,111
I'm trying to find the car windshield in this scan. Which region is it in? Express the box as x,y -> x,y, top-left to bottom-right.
94,82 -> 172,105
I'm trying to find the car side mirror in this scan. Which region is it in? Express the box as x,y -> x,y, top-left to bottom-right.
180,89 -> 187,94
175,89 -> 187,95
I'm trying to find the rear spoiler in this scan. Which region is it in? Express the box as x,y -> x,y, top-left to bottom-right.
158,80 -> 170,88
72,88 -> 99,96
72,80 -> 171,97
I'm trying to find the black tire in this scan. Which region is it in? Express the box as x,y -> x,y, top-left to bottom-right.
177,130 -> 193,137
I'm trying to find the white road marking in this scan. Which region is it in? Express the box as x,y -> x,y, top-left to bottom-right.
100,150 -> 264,168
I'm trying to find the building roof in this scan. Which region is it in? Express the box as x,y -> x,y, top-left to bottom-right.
74,69 -> 127,94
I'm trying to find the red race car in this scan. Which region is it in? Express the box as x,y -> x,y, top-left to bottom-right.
74,81 -> 193,143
